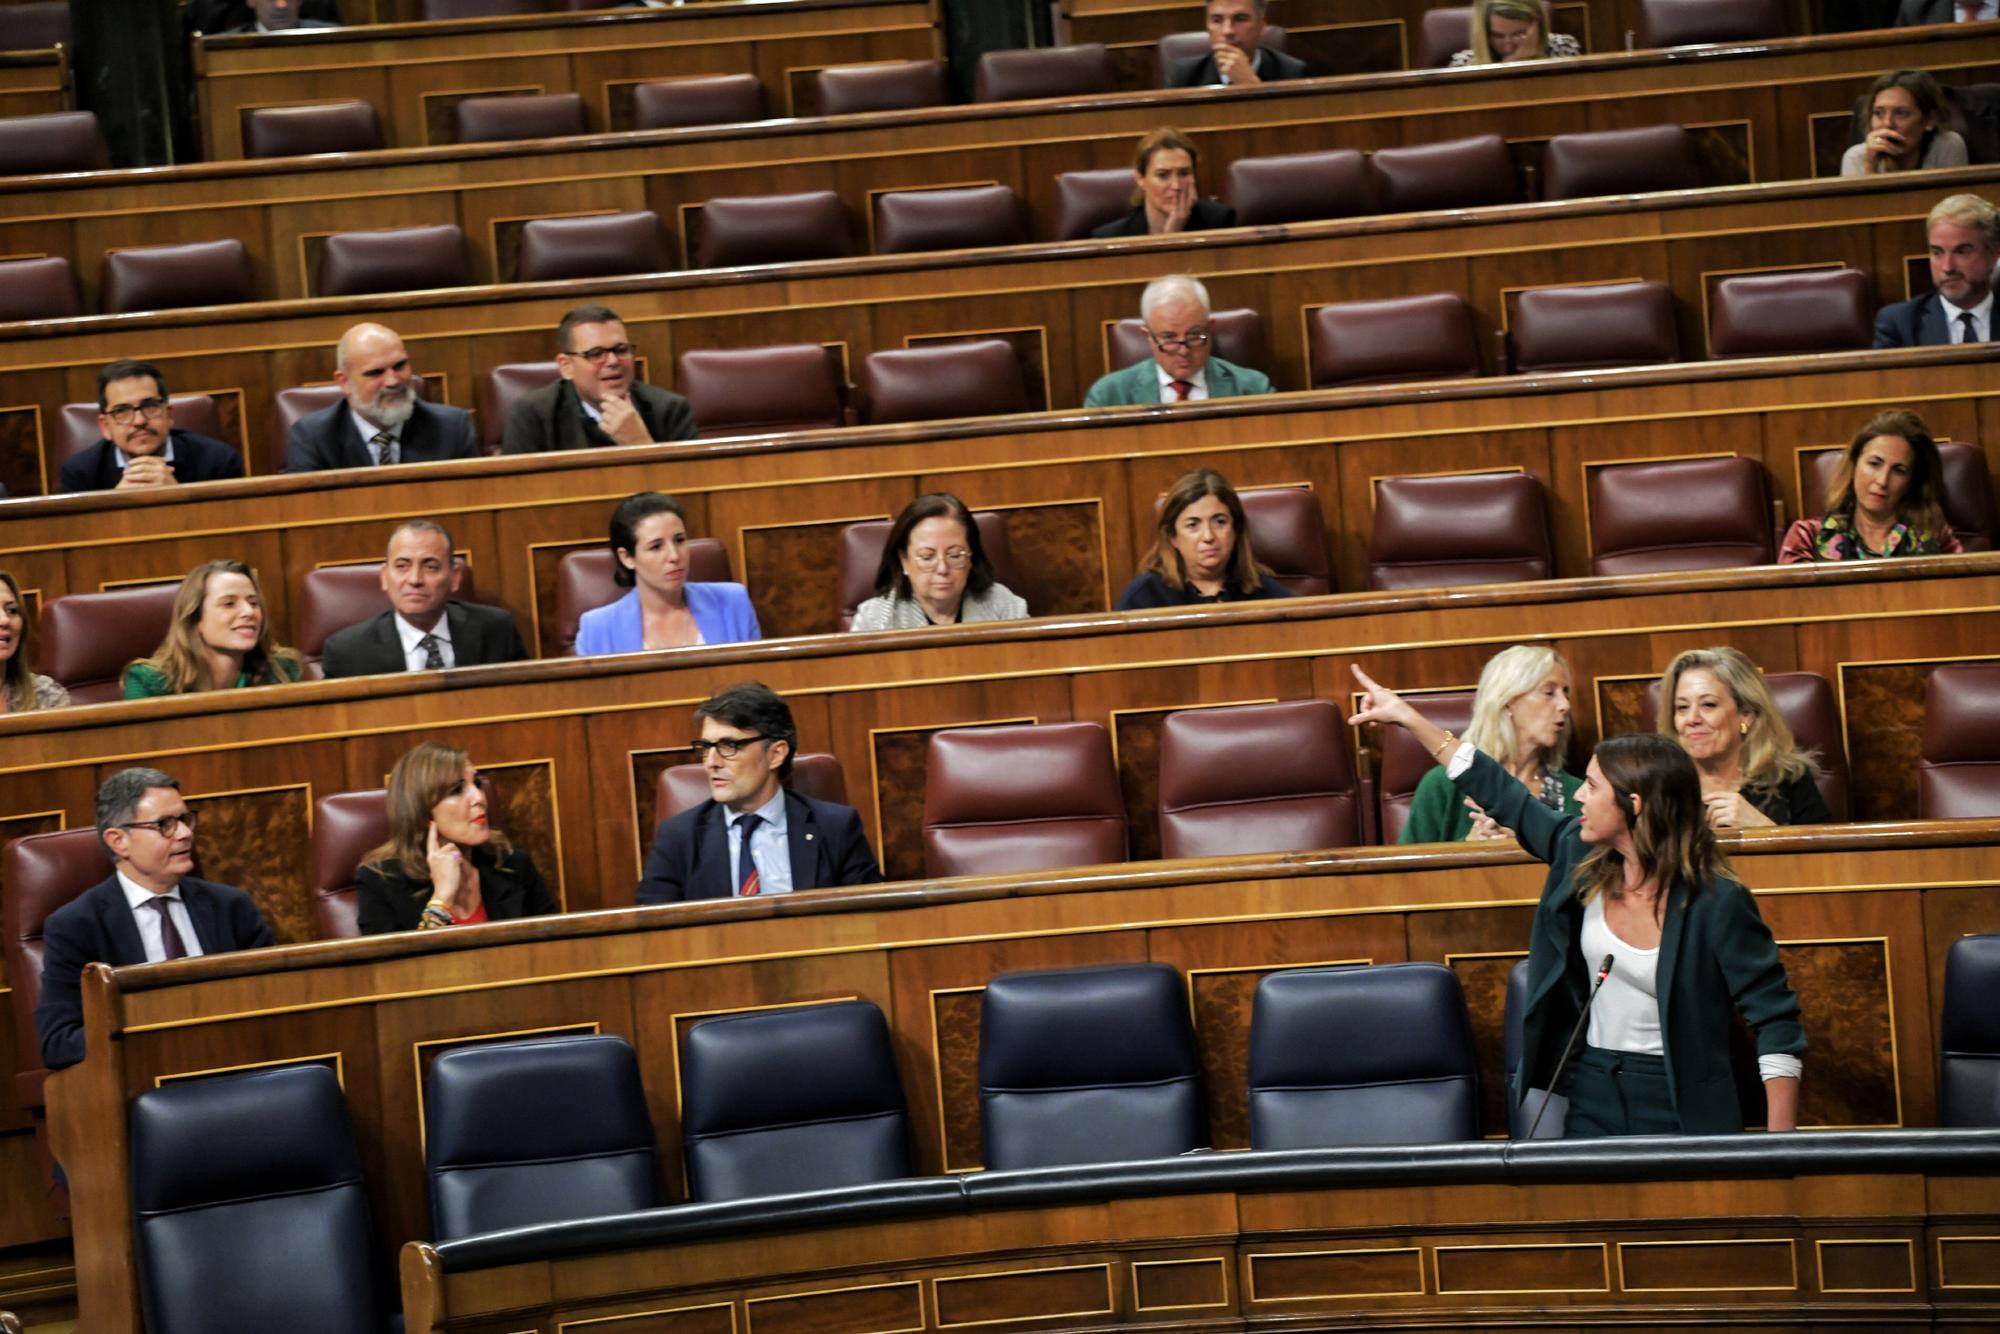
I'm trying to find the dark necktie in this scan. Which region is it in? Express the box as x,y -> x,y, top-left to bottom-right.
1169,380 -> 1193,401
417,633 -> 445,670
148,897 -> 188,960
734,814 -> 762,896
1961,0 -> 1982,20
371,430 -> 396,466
1963,311 -> 1980,345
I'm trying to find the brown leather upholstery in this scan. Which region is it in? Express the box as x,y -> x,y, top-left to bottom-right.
873,186 -> 1026,255
1708,269 -> 1872,358
0,256 -> 78,321
1053,167 -> 1137,240
1803,439 -> 1995,552
421,0 -> 558,15
1639,672 -> 1849,820
38,582 -> 180,703
922,722 -> 1127,877
814,60 -> 951,116
1370,134 -> 1522,212
515,210 -> 669,282
1588,454 -> 1772,575
308,789 -> 388,940
477,363 -> 561,452
1243,488 -> 1333,595
836,513 -> 1018,630
101,239 -> 256,315
677,344 -> 847,437
271,379 -> 433,472
630,74 -> 764,130
1416,6 -> 1474,66
655,754 -> 849,822
694,191 -> 853,268
453,92 -> 586,144
1308,293 -> 1482,388
1921,663 -> 2000,819
1540,124 -> 1700,200
1509,281 -> 1680,373
973,44 -> 1116,103
1378,691 -> 1476,842
3,828 -> 108,1107
294,559 -> 476,674
1367,472 -> 1553,591
860,341 -> 1028,425
1157,700 -> 1360,858
0,110 -> 109,175
58,394 -> 224,470
1109,309 -> 1269,376
317,224 -> 472,297
553,541 -> 731,654
1153,25 -> 1289,84
8,0 -> 70,49
1223,149 -> 1373,226
1639,0 -> 1787,47
242,100 -> 384,158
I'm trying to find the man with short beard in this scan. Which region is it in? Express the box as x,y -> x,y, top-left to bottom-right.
285,322 -> 479,472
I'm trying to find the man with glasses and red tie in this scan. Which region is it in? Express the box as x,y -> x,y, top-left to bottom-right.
35,768 -> 275,1070
636,683 -> 881,904
59,360 -> 245,493
501,304 -> 697,454
1083,274 -> 1272,408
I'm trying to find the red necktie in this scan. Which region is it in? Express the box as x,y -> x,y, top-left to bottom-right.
735,813 -> 762,896
1963,0 -> 1983,19
1168,380 -> 1193,401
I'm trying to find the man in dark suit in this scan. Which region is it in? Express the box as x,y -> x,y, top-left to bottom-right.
637,683 -> 881,904
1167,0 -> 1310,87
59,359 -> 245,494
285,322 -> 480,472
1896,0 -> 1996,24
500,304 -> 696,454
319,519 -> 529,677
1874,193 -> 1998,347
36,768 -> 275,1071
225,0 -> 340,30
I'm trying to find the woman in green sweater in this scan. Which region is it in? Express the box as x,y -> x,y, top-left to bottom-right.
123,560 -> 303,698
1399,644 -> 1581,844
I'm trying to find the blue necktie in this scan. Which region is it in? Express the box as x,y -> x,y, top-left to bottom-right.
734,814 -> 762,896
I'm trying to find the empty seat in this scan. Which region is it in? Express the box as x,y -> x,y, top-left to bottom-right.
1158,700 -> 1360,858
873,185 -> 1026,255
861,340 -> 1028,424
1639,0 -> 1787,47
1920,663 -> 2000,819
836,512 -> 1019,630
680,1001 -> 912,1201
978,963 -> 1202,1169
1416,6 -> 1474,66
1708,269 -> 1873,358
1154,25 -> 1289,84
1804,439 -> 1996,552
241,100 -> 384,158
1509,281 -> 1680,373
1379,691 -> 1475,842
1368,471 -> 1553,590
1639,672 -> 1850,820
307,789 -> 388,940
1249,964 -> 1480,1148
973,43 -> 1116,103
38,583 -> 180,704
0,110 -> 109,175
59,394 -> 224,468
677,343 -> 847,437
1941,934 -> 2000,1126
477,362 -> 561,452
630,73 -> 764,130
554,540 -> 730,653
1541,124 -> 1701,200
452,92 -> 585,144
1053,167 -> 1138,240
1505,957 -> 1565,1137
7,0 -> 70,49
1223,149 -> 1373,226
101,239 -> 256,315
923,721 -> 1126,878
0,256 -> 78,321
2,828 -> 108,1108
421,0 -> 559,16
317,223 -> 471,297
656,752 -> 847,821
425,1034 -> 658,1240
515,209 -> 669,282
694,190 -> 853,268
1370,134 -> 1523,212
1308,292 -> 1482,388
814,59 -> 951,116
1108,308 -> 1270,379
1587,454 -> 1772,574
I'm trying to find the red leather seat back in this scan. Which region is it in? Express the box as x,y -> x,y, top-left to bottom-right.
1224,149 -> 1374,226
1242,488 -> 1333,595
309,789 -> 389,940
3,828 -> 106,1106
1108,308 -> 1269,377
38,583 -> 181,703
1922,663 -> 2000,819
1415,6 -> 1474,66
7,0 -> 71,50
873,185 -> 1026,255
973,44 -> 1116,102
1541,124 -> 1700,201
655,754 -> 850,822
1308,293 -> 1482,388
1640,672 -> 1849,820
242,100 -> 384,158
452,92 -> 586,144
860,341 -> 1028,425
1708,269 -> 1873,358
317,224 -> 472,298
836,513 -> 1018,629
1052,167 -> 1136,240
1158,700 -> 1359,858
0,110 -> 109,175
59,395 -> 224,469
1803,439 -> 1994,552
677,344 -> 847,437
1510,281 -> 1680,373
554,540 -> 731,654
631,74 -> 765,130
0,256 -> 80,322
1639,0 -> 1787,46
516,210 -> 669,283
693,191 -> 853,268
1588,455 -> 1772,575
1370,134 -> 1522,212
101,239 -> 257,315
1368,472 -> 1553,590
814,60 -> 951,116
923,722 -> 1127,877
476,363 -> 561,452
1379,691 -> 1476,842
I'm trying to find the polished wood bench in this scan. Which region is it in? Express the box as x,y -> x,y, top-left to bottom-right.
0,49 -> 67,119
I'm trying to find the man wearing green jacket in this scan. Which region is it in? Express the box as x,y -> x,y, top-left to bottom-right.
1083,274 -> 1274,408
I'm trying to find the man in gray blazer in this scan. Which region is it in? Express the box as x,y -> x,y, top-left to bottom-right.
501,304 -> 696,454
319,519 -> 528,677
286,322 -> 479,471
1083,274 -> 1273,407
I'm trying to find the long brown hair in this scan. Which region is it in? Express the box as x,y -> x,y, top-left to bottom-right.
126,560 -> 302,694
0,570 -> 53,710
1574,733 -> 1734,910
1823,409 -> 1949,538
1140,468 -> 1266,594
359,741 -> 511,884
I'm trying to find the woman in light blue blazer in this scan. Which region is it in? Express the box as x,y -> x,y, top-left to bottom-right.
576,492 -> 760,655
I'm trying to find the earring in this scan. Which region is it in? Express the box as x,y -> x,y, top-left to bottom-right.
1739,721 -> 1750,735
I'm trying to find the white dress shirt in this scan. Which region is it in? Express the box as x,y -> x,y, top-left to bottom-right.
1946,290 -> 1994,343
1154,364 -> 1211,401
725,789 -> 793,895
394,612 -> 455,670
117,870 -> 207,961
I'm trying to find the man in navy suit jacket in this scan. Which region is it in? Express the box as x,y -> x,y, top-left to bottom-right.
285,322 -> 479,472
36,768 -> 275,1071
59,359 -> 246,494
637,683 -> 882,904
1875,193 -> 1999,348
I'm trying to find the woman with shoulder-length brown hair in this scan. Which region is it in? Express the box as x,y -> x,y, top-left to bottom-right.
1842,69 -> 1968,176
1092,127 -> 1238,238
1115,467 -> 1294,609
0,570 -> 70,712
1658,647 -> 1831,830
1780,409 -> 1960,563
355,741 -> 558,934
1350,664 -> 1805,1138
121,560 -> 303,698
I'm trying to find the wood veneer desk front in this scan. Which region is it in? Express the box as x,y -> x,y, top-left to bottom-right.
0,49 -> 66,119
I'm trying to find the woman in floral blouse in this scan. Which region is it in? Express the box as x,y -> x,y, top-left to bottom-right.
1779,409 -> 1962,563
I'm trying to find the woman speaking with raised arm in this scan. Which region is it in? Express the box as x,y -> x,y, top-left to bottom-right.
1350,664 -> 1804,1137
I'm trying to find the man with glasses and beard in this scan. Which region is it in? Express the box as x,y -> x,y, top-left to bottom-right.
1083,274 -> 1272,407
285,321 -> 479,471
502,303 -> 696,453
59,360 -> 245,492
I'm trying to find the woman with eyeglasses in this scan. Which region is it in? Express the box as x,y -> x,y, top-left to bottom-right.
122,560 -> 303,697
848,493 -> 1029,631
1092,127 -> 1237,238
576,492 -> 761,655
0,570 -> 70,712
356,741 -> 557,934
1115,467 -> 1293,609
1448,0 -> 1579,65
1842,70 -> 1967,176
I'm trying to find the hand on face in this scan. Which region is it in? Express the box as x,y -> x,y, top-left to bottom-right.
597,390 -> 652,446
425,819 -> 464,905
1211,41 -> 1262,83
1139,148 -> 1199,235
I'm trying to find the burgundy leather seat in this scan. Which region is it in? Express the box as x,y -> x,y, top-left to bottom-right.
1378,691 -> 1476,842
101,239 -> 256,315
677,344 -> 847,437
271,379 -> 434,472
38,583 -> 180,703
452,92 -> 586,144
7,0 -> 70,49
308,789 -> 388,940
0,256 -> 79,321
0,110 -> 110,174
1588,454 -> 1772,574
477,363 -> 561,452
242,100 -> 384,158
1108,308 -> 1269,378
973,44 -> 1116,103
421,0 -> 560,16
1223,149 -> 1373,226
1158,700 -> 1360,858
630,74 -> 764,130
59,395 -> 224,471
1053,167 -> 1139,240
294,558 -> 475,677
860,341 -> 1028,425
1920,663 -> 2000,819
552,541 -> 730,654
1241,487 -> 1333,594
1154,25 -> 1289,84
1639,0 -> 1787,47
1308,293 -> 1482,387
814,60 -> 951,116
1370,134 -> 1522,212
1416,6 -> 1474,67
317,224 -> 472,297
515,210 -> 669,282
1708,269 -> 1873,358
1640,673 -> 1849,820
873,185 -> 1026,255
1509,281 -> 1680,373
836,513 -> 1018,630
3,828 -> 109,1108
922,722 -> 1127,878
655,754 -> 849,822
1367,471 -> 1553,590
693,191 -> 853,268
1541,125 -> 1701,200
1803,439 -> 1994,552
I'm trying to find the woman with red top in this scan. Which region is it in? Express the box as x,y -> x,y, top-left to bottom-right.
1779,409 -> 1962,563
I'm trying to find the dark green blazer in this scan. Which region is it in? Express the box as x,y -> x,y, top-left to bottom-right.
1453,751 -> 1805,1134
1081,355 -> 1271,408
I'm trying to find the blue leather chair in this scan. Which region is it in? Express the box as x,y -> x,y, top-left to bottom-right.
1942,934 -> 2000,1127
978,963 -> 1203,1170
1506,957 -> 1566,1138
1249,963 -> 1480,1149
424,1034 -> 658,1240
680,1000 -> 912,1201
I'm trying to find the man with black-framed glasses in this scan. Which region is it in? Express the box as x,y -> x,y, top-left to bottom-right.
637,682 -> 881,904
1083,273 -> 1273,407
59,359 -> 246,493
35,767 -> 274,1070
501,303 -> 697,454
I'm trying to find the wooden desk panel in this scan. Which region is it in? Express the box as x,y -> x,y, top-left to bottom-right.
0,50 -> 65,118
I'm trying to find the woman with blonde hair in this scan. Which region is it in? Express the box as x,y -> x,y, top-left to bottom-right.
1658,647 -> 1830,829
1400,644 -> 1579,843
122,560 -> 303,697
356,741 -> 557,934
1115,467 -> 1293,609
1450,0 -> 1580,65
1092,127 -> 1237,237
1779,409 -> 1960,562
0,571 -> 69,712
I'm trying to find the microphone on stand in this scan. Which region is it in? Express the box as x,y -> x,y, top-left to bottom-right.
1525,953 -> 1614,1141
